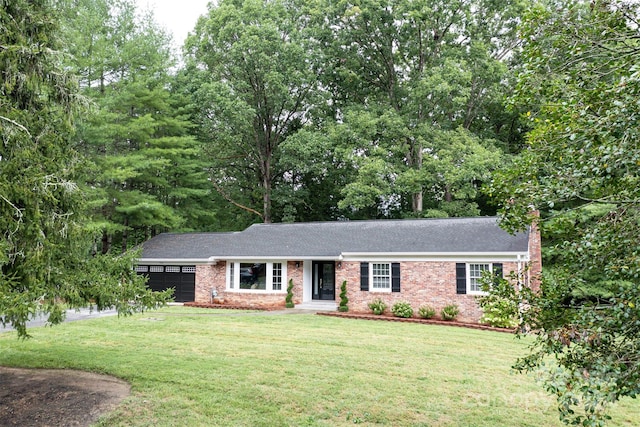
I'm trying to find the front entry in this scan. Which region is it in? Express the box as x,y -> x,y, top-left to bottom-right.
312,261 -> 335,301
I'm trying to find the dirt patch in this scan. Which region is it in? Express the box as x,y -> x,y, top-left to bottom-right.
0,366 -> 130,427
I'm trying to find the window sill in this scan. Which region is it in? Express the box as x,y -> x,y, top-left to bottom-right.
226,288 -> 286,294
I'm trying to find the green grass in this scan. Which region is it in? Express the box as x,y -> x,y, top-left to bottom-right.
1,306 -> 638,426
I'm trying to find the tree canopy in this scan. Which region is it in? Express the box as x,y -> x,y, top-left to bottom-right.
488,0 -> 640,424
180,0 -> 527,226
0,0 -> 170,338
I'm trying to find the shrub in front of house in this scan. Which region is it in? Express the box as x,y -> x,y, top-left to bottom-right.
476,274 -> 519,328
441,303 -> 459,321
391,301 -> 413,318
368,298 -> 387,315
338,280 -> 349,312
478,297 -> 518,328
418,305 -> 436,319
285,279 -> 294,308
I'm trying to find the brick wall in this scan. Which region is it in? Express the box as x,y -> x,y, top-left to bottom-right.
195,261 -> 303,309
196,260 -> 521,322
336,261 -> 520,323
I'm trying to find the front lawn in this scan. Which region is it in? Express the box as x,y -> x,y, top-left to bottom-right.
0,307 -> 638,426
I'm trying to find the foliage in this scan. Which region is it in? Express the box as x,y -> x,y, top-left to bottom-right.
184,0 -> 323,224
0,0 -> 170,338
391,301 -> 414,318
418,305 -> 436,320
314,0 -> 524,218
338,280 -> 349,312
285,279 -> 294,308
476,273 -> 519,328
60,0 -> 216,253
173,0 -> 528,224
440,304 -> 460,321
487,1 -> 640,424
367,299 -> 387,315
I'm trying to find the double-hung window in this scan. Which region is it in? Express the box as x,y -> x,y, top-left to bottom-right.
371,263 -> 391,291
468,263 -> 491,294
272,263 -> 282,291
227,261 -> 286,292
360,262 -> 400,292
457,263 -> 503,295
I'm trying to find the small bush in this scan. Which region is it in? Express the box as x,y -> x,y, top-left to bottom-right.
418,305 -> 436,319
477,275 -> 518,328
338,280 -> 349,312
391,301 -> 413,318
285,279 -> 295,308
441,303 -> 459,321
367,298 -> 387,315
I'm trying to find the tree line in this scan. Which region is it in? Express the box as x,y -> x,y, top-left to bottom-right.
59,0 -> 531,253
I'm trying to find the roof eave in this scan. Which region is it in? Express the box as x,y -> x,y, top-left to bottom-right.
138,257 -> 215,265
340,252 -> 530,262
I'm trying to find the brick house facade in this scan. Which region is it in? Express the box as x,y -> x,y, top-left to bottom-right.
140,217 -> 541,323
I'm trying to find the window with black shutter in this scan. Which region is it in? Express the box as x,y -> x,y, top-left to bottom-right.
391,262 -> 400,292
360,262 -> 369,291
492,263 -> 503,286
456,263 -> 467,294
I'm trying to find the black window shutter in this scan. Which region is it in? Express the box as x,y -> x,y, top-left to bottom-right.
360,262 -> 369,291
391,262 -> 401,292
456,263 -> 467,294
492,263 -> 503,285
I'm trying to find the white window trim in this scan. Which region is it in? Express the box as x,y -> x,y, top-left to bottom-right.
226,261 -> 287,293
369,262 -> 392,293
467,263 -> 492,295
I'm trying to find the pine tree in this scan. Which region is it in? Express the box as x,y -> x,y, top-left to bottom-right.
0,0 -> 170,337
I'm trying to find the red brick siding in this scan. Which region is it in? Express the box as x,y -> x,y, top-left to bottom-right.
336,261 -> 521,323
195,261 -> 303,309
195,260 -> 521,322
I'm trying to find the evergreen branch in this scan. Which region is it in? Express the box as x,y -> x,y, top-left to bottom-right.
0,194 -> 24,237
0,116 -> 32,137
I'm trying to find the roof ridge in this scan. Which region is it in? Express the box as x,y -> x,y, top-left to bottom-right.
248,216 -> 499,228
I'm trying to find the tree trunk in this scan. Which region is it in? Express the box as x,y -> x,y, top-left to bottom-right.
122,217 -> 128,253
101,231 -> 111,254
262,161 -> 272,224
409,139 -> 424,214
412,192 -> 423,213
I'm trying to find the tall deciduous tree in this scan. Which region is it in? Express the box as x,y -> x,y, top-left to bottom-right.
488,1 -> 640,424
185,0 -> 323,224
318,0 -> 523,217
0,0 -> 170,337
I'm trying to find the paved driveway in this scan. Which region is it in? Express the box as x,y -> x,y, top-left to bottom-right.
0,306 -> 119,333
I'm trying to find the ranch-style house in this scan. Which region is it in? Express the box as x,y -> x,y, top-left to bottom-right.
138,216 -> 541,322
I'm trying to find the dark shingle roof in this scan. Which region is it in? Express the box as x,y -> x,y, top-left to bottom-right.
140,217 -> 529,261
138,232 -> 238,260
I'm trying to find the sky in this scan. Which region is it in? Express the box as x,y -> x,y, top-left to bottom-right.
135,0 -> 211,48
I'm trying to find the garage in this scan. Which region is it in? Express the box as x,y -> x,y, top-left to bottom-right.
136,265 -> 196,302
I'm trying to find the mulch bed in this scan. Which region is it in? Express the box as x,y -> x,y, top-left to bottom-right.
183,302 -> 514,333
318,311 -> 515,333
184,302 -> 273,310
